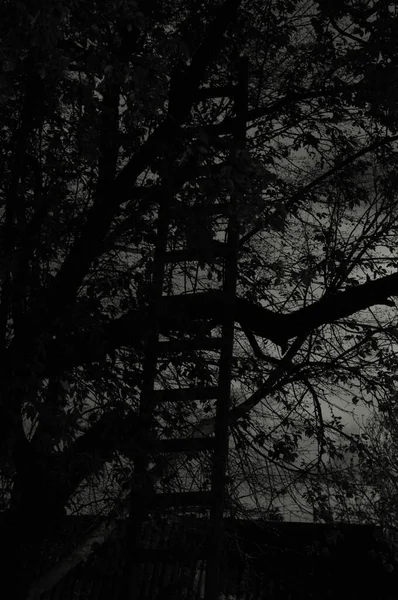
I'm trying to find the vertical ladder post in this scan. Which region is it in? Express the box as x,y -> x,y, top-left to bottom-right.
119,157 -> 174,600
204,56 -> 249,600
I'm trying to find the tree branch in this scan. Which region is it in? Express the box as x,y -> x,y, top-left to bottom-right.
240,133 -> 398,246
44,271 -> 398,375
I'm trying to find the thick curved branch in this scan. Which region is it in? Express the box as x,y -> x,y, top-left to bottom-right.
44,271 -> 398,375
283,273 -> 398,338
154,271 -> 398,349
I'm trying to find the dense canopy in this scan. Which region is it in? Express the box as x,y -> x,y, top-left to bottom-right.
2,1 -> 398,597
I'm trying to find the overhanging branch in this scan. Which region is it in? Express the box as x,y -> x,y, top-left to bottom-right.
44,271 -> 398,375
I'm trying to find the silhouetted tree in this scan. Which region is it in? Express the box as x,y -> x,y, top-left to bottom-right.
2,1 -> 398,597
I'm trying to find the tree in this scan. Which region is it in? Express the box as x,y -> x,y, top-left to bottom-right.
2,0 -> 398,597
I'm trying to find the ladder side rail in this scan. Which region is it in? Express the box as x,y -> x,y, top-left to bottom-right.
120,162 -> 173,600
204,56 -> 249,600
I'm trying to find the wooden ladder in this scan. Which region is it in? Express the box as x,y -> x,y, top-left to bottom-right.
124,57 -> 248,600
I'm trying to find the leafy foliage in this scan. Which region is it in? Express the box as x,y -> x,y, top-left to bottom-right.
3,0 -> 398,597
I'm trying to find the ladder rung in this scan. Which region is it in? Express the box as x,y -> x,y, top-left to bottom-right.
151,386 -> 219,403
197,84 -> 235,100
163,244 -> 230,263
150,437 -> 214,453
159,290 -> 224,310
201,203 -> 234,216
150,491 -> 213,508
157,337 -> 223,353
171,203 -> 232,217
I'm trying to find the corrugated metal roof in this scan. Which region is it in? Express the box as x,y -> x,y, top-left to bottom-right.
35,518 -> 398,600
